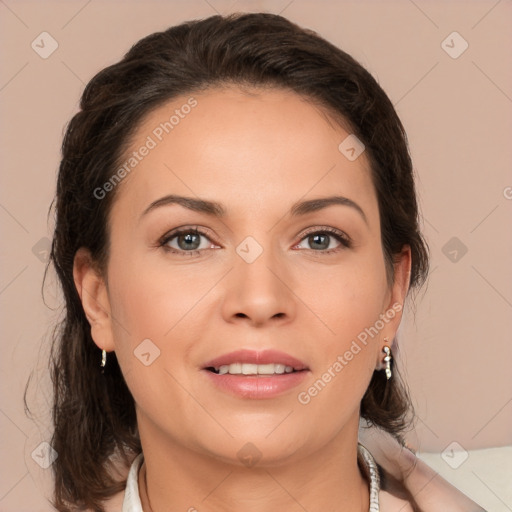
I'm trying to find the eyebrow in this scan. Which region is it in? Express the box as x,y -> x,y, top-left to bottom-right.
140,194 -> 367,224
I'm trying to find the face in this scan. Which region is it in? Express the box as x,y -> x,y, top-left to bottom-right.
75,86 -> 410,466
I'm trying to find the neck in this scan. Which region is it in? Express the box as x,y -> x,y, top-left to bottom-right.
136,415 -> 370,512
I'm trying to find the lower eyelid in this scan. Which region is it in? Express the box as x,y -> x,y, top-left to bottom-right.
293,236 -> 346,252
162,231 -> 216,251
159,228 -> 350,254
296,229 -> 351,247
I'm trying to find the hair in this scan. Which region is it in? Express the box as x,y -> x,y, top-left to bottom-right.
33,12 -> 429,512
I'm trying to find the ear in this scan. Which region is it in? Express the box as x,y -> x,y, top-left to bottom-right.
387,244 -> 412,316
376,245 -> 412,367
73,247 -> 115,352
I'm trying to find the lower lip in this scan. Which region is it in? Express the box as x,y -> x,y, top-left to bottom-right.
202,369 -> 309,399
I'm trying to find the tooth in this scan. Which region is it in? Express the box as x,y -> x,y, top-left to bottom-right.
274,364 -> 286,374
229,363 -> 242,374
242,363 -> 258,375
257,364 -> 276,375
212,362 -> 299,375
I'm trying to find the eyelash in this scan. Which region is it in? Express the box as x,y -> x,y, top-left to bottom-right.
158,226 -> 352,256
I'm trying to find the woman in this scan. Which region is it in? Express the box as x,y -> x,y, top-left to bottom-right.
47,12 -> 485,512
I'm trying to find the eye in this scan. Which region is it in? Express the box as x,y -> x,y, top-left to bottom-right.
294,227 -> 351,253
158,225 -> 351,256
159,227 -> 218,255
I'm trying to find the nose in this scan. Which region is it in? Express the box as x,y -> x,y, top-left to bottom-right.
220,243 -> 296,327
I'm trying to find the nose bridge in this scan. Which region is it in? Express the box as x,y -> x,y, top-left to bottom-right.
222,235 -> 294,325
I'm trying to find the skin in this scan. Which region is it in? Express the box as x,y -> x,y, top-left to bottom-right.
74,87 -> 413,511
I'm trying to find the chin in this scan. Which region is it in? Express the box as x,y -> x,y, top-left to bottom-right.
200,432 -> 310,468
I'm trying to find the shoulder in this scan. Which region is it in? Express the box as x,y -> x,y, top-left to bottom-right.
379,489 -> 415,511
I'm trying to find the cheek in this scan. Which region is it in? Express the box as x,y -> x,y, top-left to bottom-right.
104,254 -> 207,427
104,249 -> 225,394
293,246 -> 388,398
293,267 -> 386,431
299,247 -> 389,341
107,248 -> 212,338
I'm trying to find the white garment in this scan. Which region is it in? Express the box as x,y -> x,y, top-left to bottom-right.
122,452 -> 144,512
122,443 -> 380,512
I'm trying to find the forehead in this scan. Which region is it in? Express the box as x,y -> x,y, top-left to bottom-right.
111,86 -> 377,223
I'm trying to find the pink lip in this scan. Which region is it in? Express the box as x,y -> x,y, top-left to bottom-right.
202,349 -> 309,370
201,349 -> 310,400
202,370 -> 309,399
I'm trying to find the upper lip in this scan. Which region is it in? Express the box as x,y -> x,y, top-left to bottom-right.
203,349 -> 309,371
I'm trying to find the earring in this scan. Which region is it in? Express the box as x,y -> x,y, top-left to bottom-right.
100,349 -> 107,369
382,343 -> 392,380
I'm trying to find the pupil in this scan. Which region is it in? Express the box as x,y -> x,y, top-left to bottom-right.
310,234 -> 329,250
178,233 -> 200,250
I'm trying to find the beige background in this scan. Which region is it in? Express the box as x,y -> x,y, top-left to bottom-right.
1,0 -> 511,511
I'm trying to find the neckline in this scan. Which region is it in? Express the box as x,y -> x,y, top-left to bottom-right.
357,443 -> 381,512
122,443 -> 380,512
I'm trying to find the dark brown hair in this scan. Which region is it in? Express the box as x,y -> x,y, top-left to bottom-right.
36,12 -> 429,511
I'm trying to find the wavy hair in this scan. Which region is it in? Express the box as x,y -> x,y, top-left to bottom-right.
30,12 -> 428,511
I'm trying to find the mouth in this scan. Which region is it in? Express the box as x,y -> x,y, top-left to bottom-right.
202,349 -> 309,376
205,363 -> 306,376
201,350 -> 310,399
201,351 -> 310,400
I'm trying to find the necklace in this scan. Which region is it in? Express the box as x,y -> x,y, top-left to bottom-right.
358,443 -> 381,512
139,444 -> 380,512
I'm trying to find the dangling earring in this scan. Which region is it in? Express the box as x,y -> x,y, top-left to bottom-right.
382,341 -> 392,380
100,349 -> 107,369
